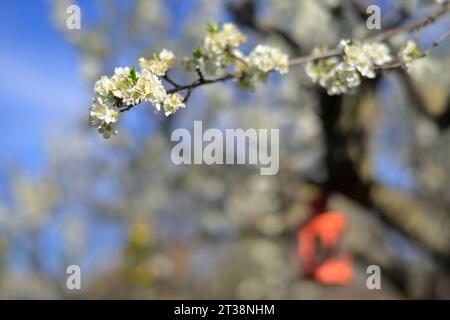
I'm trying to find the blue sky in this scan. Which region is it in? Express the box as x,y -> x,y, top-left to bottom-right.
0,0 -> 116,277
0,0 -> 88,174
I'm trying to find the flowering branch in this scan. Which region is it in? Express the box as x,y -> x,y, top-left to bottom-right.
88,4 -> 450,138
294,2 -> 450,95
288,2 -> 450,68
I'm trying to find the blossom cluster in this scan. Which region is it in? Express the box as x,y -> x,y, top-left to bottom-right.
89,49 -> 184,138
89,23 -> 290,138
305,40 -> 393,95
184,23 -> 289,89
239,45 -> 289,88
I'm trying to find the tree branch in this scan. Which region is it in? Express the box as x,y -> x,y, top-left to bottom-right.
119,4 -> 449,114
373,2 -> 450,42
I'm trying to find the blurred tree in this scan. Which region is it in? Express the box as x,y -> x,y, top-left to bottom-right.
0,0 -> 449,299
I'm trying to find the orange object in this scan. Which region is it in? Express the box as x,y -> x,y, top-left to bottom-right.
313,257 -> 353,285
297,211 -> 352,284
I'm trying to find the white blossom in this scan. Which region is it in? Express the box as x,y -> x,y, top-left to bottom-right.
342,41 -> 375,78
326,62 -> 361,95
306,40 -> 393,95
89,97 -> 119,123
94,76 -> 115,97
159,49 -> 176,69
89,96 -> 120,138
104,67 -> 135,102
399,40 -> 422,65
248,45 -> 289,74
341,40 -> 392,78
134,69 -> 167,109
163,93 -> 185,116
364,43 -> 393,66
90,53 -> 178,137
306,52 -> 361,96
139,49 -> 176,76
203,23 -> 246,56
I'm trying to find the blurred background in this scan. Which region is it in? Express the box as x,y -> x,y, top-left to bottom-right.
0,0 -> 449,299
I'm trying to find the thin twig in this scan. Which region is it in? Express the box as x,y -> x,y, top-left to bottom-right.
424,28 -> 450,55
162,72 -> 181,88
373,2 -> 450,42
167,72 -> 239,95
289,49 -> 341,66
195,68 -> 205,82
183,88 -> 193,103
227,51 -> 249,66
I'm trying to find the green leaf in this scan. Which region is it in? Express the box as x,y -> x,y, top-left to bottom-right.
192,48 -> 203,59
206,21 -> 220,33
130,67 -> 138,84
152,52 -> 158,60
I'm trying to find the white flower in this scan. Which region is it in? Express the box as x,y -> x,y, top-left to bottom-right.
341,40 -> 393,79
344,42 -> 376,78
220,23 -> 246,47
94,76 -> 114,97
203,23 -> 246,56
106,67 -> 134,100
89,96 -> 120,124
138,57 -> 152,70
236,45 -> 289,90
363,43 -> 392,66
305,47 -> 361,95
187,24 -> 247,77
329,62 -> 361,95
306,40 -> 393,95
115,67 -> 143,105
100,65 -> 167,108
139,49 -> 176,76
305,52 -> 340,83
139,57 -> 167,76
159,49 -> 176,69
248,45 -> 289,74
163,93 -> 185,116
89,96 -> 121,139
113,66 -> 131,78
399,40 -> 422,64
94,68 -> 134,101
150,60 -> 168,76
104,107 -> 119,123
137,70 -> 167,110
